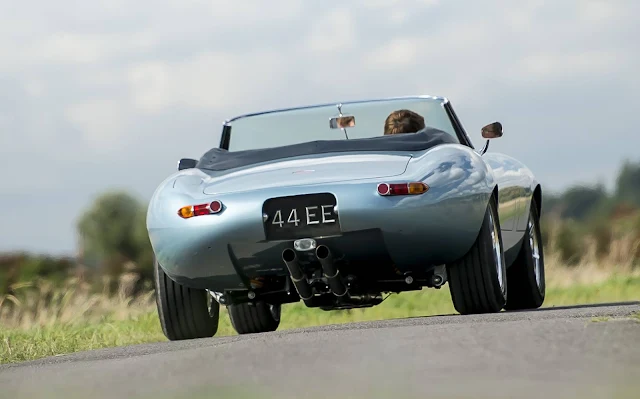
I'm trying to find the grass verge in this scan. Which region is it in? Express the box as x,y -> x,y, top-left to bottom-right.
2,274 -> 639,364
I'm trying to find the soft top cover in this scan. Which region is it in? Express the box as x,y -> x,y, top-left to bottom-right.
196,127 -> 459,171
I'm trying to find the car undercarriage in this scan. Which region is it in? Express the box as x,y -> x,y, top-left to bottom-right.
210,239 -> 449,312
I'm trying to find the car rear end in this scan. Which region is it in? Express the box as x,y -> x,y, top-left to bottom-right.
148,146 -> 491,310
148,96 -> 494,309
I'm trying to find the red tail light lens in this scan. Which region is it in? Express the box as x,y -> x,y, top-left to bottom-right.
193,204 -> 210,216
209,200 -> 222,213
178,200 -> 223,219
377,182 -> 429,196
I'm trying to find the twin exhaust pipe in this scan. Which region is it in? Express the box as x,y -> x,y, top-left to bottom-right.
282,244 -> 348,301
282,248 -> 313,300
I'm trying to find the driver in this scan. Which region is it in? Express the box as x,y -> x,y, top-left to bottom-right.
383,109 -> 426,135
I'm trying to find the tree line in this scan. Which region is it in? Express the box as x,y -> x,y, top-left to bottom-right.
541,159 -> 640,265
2,159 -> 640,295
1,192 -> 155,296
543,159 -> 640,220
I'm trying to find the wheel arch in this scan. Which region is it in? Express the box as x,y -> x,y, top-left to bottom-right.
532,184 -> 542,216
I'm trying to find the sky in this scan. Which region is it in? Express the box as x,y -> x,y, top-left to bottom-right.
1,0 -> 639,256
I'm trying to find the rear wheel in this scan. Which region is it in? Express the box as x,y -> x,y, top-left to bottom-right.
154,259 -> 220,340
504,198 -> 545,310
227,301 -> 281,334
446,195 -> 507,314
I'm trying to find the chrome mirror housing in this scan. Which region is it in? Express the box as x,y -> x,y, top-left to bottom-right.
479,122 -> 503,155
481,122 -> 503,139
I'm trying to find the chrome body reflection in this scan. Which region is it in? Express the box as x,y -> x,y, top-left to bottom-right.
148,146 -> 539,291
147,96 -> 541,291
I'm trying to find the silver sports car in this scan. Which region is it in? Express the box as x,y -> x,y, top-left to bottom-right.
147,95 -> 545,340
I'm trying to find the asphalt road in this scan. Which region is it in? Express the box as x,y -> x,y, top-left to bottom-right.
1,302 -> 639,399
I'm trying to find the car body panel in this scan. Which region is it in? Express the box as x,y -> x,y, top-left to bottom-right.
147,144 -> 533,291
147,96 -> 541,296
481,152 -> 538,265
200,153 -> 412,195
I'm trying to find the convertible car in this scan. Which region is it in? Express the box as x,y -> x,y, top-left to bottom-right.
147,95 -> 545,340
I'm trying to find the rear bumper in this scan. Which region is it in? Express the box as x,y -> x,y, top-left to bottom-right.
148,177 -> 491,291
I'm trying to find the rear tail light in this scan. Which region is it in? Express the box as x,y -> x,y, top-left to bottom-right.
178,200 -> 223,219
377,182 -> 429,196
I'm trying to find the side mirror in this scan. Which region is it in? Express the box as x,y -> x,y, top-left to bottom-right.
478,122 -> 503,155
481,122 -> 503,139
178,158 -> 197,171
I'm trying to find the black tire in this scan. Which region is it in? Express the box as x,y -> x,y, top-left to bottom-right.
154,259 -> 220,340
504,198 -> 545,310
227,301 -> 281,335
446,195 -> 507,314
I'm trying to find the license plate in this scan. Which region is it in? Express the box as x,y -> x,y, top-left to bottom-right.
263,193 -> 341,240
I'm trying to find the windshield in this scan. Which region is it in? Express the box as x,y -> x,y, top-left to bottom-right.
224,97 -> 460,152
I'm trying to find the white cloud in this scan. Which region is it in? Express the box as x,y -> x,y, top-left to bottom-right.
578,0 -> 624,24
205,0 -> 305,24
65,99 -> 130,151
23,79 -> 46,98
514,50 -> 625,81
365,37 -> 422,70
127,62 -> 172,112
32,33 -> 121,64
127,50 -> 288,113
356,0 -> 440,9
6,32 -> 157,70
305,7 -> 357,53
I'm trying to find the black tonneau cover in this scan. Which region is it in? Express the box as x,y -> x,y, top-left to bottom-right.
196,127 -> 458,171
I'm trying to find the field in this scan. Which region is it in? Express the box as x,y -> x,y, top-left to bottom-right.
2,243 -> 639,364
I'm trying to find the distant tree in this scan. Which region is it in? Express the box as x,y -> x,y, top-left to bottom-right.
585,217 -> 613,260
77,191 -> 153,286
557,184 -> 609,220
615,160 -> 640,208
554,221 -> 583,266
541,192 -> 561,217
18,255 -> 75,285
0,253 -> 26,295
0,252 -> 76,296
132,204 -> 154,283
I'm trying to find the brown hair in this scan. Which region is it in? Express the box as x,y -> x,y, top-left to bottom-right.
383,109 -> 425,135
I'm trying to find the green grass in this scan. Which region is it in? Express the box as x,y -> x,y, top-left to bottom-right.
2,275 -> 639,364
1,313 -> 165,363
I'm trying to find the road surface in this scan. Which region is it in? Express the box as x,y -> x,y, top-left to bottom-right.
1,302 -> 639,399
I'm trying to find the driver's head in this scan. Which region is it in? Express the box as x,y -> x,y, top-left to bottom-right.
383,109 -> 425,135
